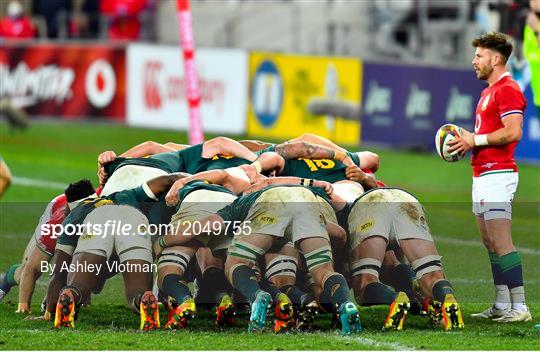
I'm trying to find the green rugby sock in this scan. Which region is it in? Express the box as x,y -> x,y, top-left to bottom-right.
359,282 -> 397,306
2,264 -> 20,289
321,273 -> 350,306
499,252 -> 524,289
162,274 -> 192,304
231,265 -> 262,303
432,279 -> 455,302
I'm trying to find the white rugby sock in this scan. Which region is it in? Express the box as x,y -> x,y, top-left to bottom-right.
510,286 -> 527,311
494,285 -> 511,310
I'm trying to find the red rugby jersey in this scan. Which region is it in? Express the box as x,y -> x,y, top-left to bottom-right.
472,72 -> 526,177
36,186 -> 102,255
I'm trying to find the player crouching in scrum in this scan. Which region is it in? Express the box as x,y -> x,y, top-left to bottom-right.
347,187 -> 464,331
52,174 -> 186,330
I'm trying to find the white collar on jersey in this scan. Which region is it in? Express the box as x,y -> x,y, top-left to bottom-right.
495,71 -> 511,82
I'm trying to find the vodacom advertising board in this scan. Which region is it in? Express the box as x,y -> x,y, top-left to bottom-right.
127,44 -> 248,134
0,43 -> 125,120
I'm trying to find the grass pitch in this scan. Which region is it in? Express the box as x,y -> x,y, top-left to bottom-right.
1,121 -> 539,350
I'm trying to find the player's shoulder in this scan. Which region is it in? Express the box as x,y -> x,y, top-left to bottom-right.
46,194 -> 67,215
51,194 -> 67,206
494,76 -> 524,96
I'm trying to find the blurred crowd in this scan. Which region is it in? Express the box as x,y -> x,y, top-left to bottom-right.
0,0 -> 534,43
0,0 -> 155,41
0,0 -> 538,69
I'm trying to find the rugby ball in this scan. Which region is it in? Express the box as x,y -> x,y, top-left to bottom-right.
435,124 -> 464,162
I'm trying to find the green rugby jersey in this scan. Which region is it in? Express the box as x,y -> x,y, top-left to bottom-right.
105,144 -> 251,176
217,185 -> 330,224
56,186 -> 156,248
177,180 -> 236,206
281,152 -> 360,183
181,144 -> 251,174
254,144 -> 276,156
105,151 -> 185,175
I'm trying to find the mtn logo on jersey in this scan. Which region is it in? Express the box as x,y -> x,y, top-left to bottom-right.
358,220 -> 375,232
257,215 -> 276,224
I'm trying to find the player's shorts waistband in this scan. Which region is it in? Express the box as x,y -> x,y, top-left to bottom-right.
475,169 -> 517,177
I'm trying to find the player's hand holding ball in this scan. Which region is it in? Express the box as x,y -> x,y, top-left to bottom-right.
435,124 -> 473,162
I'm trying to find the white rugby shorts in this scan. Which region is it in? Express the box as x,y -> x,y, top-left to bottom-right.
472,172 -> 518,220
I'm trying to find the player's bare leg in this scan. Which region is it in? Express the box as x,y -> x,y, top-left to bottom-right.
157,244 -> 198,329
350,236 -> 409,330
120,259 -> 156,331
195,248 -> 235,327
400,238 -> 464,330
0,225 -> 38,303
472,215 -> 511,318
297,237 -> 360,335
54,253 -> 105,328
263,247 -> 299,333
225,234 -> 274,332
478,217 -> 530,322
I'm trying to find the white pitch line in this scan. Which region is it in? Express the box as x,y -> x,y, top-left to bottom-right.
12,176 -> 66,190
434,235 -> 539,256
451,278 -> 540,284
336,335 -> 415,351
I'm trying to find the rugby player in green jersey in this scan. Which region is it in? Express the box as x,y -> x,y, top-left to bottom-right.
346,187 -> 464,331
48,173 -> 188,330
159,167 -> 360,335
97,136 -> 257,196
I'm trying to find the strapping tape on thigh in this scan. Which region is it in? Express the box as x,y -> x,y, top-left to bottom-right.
350,258 -> 382,278
304,246 -> 333,271
157,248 -> 191,271
228,241 -> 265,262
411,255 -> 443,279
265,255 -> 298,279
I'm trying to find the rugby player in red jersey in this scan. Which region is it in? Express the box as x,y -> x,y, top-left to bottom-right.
448,32 -> 531,322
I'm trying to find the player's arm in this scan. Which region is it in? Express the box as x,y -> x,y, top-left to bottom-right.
17,247 -> 52,313
478,114 -> 523,145
243,177 -> 334,196
274,141 -> 353,165
97,141 -> 178,184
145,172 -> 191,197
237,139 -> 274,152
0,158 -> 12,198
98,141 -> 177,167
240,152 -> 286,183
289,133 -> 347,153
356,151 -> 380,172
120,141 -> 177,157
201,136 -> 257,162
163,142 -> 190,151
345,165 -> 378,190
448,114 -> 523,155
165,170 -> 233,206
